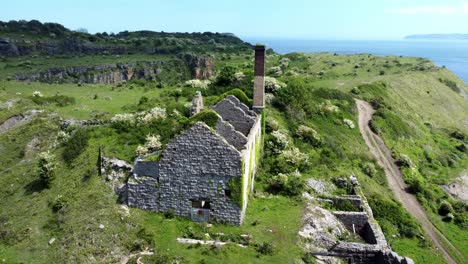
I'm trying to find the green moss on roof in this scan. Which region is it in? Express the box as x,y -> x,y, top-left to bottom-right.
188,109 -> 220,128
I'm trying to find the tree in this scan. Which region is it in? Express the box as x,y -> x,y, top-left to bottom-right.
215,66 -> 236,86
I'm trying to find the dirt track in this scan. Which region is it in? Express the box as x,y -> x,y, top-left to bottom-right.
356,99 -> 462,264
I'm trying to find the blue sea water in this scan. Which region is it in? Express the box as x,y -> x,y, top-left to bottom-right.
243,38 -> 468,84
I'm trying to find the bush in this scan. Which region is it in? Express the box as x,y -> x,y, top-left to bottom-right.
438,201 -> 454,216
62,129 -> 90,165
362,162 -> 377,177
215,66 -> 236,86
369,195 -> 422,238
296,125 -> 322,147
267,130 -> 289,153
37,151 -> 56,187
266,170 -> 304,196
255,242 -> 275,256
164,209 -> 175,219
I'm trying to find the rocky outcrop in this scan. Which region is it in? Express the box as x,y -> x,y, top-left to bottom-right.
0,37 -> 127,57
179,53 -> 214,79
13,54 -> 214,84
0,110 -> 43,134
0,38 -> 20,56
14,60 -> 186,84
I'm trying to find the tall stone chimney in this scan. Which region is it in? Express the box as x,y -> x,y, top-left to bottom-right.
253,45 -> 265,113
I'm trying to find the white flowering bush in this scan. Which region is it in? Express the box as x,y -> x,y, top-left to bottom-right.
234,71 -> 246,82
268,130 -> 289,153
171,109 -> 181,117
319,100 -> 339,114
135,145 -> 149,156
111,113 -> 136,125
56,130 -> 70,144
140,107 -> 167,124
296,125 -> 322,146
264,76 -> 287,93
266,116 -> 280,132
268,66 -> 283,77
279,57 -> 290,68
281,147 -> 309,166
184,79 -> 211,89
343,119 -> 355,129
265,93 -> 275,104
33,91 -> 43,97
145,134 -> 162,151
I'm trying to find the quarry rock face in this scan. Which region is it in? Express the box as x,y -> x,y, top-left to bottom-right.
13,55 -> 213,84
178,53 -> 215,79
0,37 -> 128,56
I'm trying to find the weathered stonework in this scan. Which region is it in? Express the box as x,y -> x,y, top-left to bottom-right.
253,45 -> 265,112
215,120 -> 248,151
212,97 -> 256,136
190,91 -> 204,116
126,46 -> 264,225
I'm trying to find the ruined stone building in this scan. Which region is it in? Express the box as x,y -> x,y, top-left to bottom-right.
127,45 -> 266,225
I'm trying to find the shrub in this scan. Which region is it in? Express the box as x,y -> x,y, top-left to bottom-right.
266,170 -> 304,196
296,125 -> 322,146
264,76 -> 287,93
62,129 -> 90,165
362,162 -> 377,177
369,195 -> 421,238
280,147 -> 309,167
164,209 -> 175,219
215,65 -> 236,86
184,79 -> 211,89
438,201 -> 454,216
333,199 -> 359,211
438,78 -> 461,93
37,151 -> 56,187
265,116 -> 280,132
255,242 -> 275,256
267,130 -> 289,153
268,66 -> 283,77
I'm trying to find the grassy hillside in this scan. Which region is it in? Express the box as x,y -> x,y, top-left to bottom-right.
1,23 -> 467,263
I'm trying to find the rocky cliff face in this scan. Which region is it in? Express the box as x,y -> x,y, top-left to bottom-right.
0,37 -> 127,57
14,56 -> 214,84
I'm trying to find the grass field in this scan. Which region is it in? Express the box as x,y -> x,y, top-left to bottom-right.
0,51 -> 467,263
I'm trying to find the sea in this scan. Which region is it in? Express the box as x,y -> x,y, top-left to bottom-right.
243,38 -> 468,84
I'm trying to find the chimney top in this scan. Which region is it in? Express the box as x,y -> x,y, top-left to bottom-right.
252,45 -> 265,113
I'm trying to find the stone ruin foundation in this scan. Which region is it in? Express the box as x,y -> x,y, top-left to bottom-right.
304,176 -> 414,264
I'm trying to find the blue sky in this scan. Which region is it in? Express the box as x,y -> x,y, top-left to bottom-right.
2,0 -> 468,39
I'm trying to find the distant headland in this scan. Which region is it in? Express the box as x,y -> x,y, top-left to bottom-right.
405,34 -> 468,40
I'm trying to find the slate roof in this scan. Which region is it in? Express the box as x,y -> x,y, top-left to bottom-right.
133,161 -> 159,177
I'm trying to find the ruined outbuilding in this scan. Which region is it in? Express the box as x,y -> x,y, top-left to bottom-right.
127,46 -> 266,225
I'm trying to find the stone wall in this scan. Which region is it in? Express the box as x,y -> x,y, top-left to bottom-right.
332,212 -> 369,237
212,97 -> 256,136
127,176 -> 160,211
215,120 -> 248,151
190,91 -> 204,116
158,122 -> 244,225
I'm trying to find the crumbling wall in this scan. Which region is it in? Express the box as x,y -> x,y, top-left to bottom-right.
212,98 -> 256,136
215,120 -> 248,151
158,122 -> 244,225
191,91 -> 204,116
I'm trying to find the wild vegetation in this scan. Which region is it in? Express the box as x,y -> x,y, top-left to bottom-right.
1,21 -> 467,263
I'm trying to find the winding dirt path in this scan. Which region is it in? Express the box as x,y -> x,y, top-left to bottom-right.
355,99 -> 462,264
